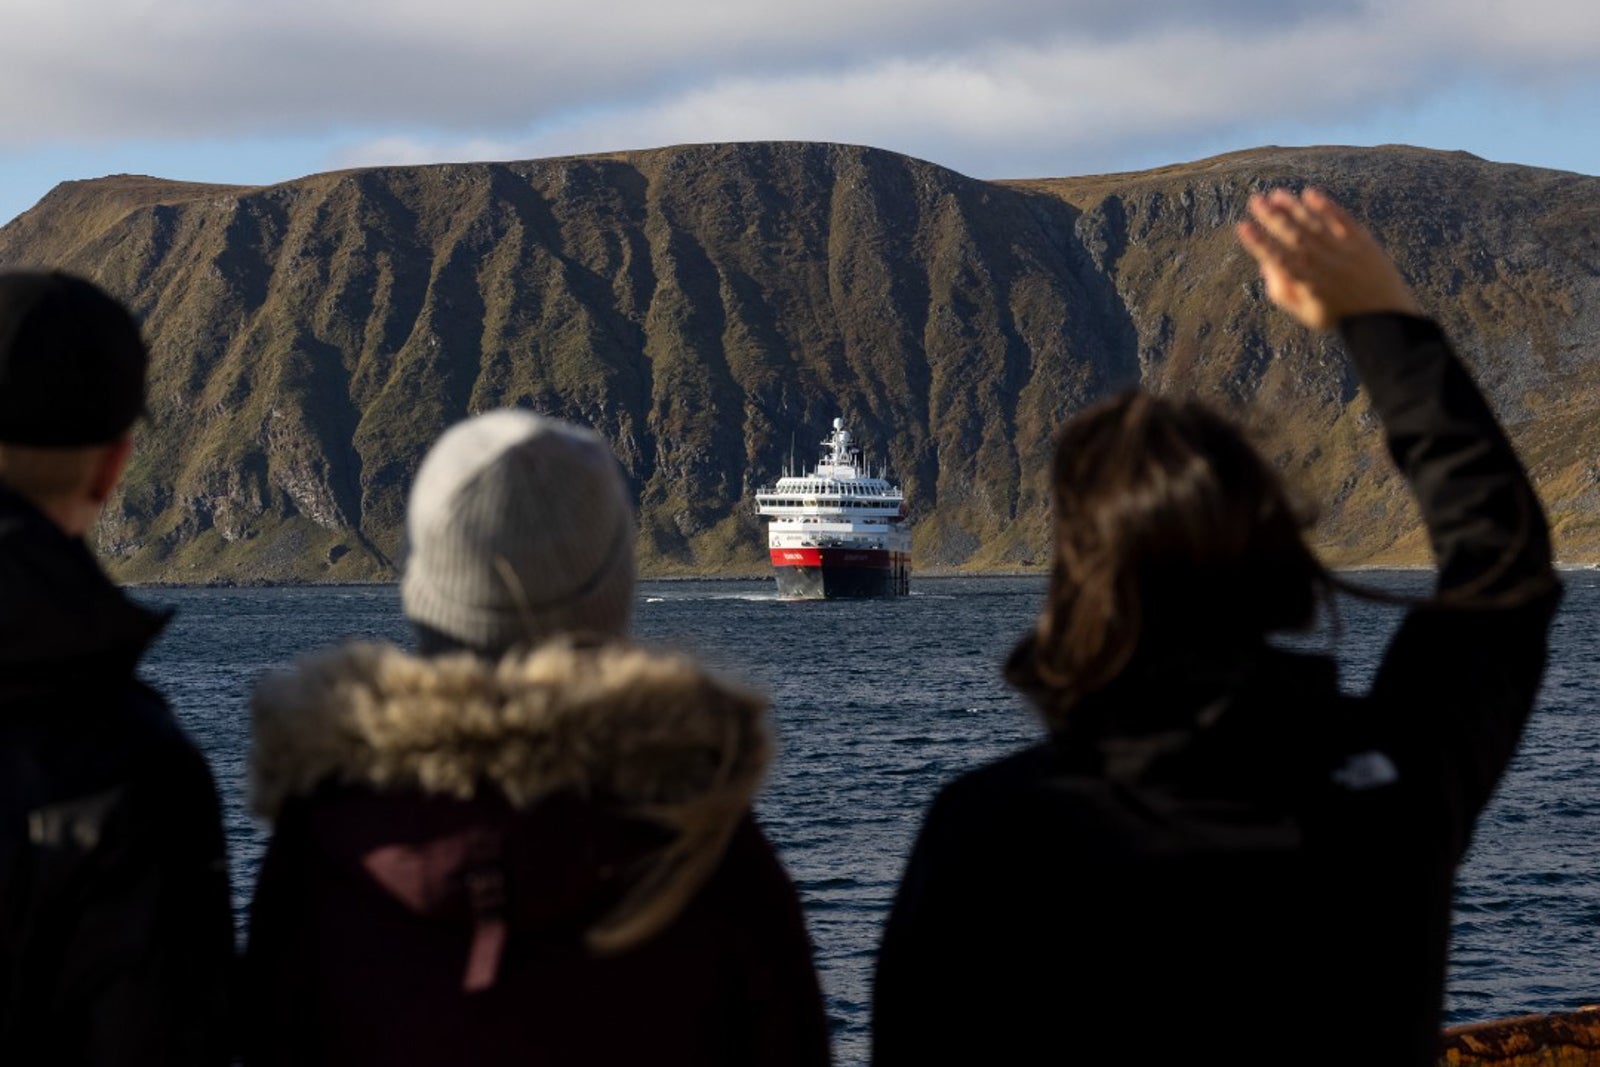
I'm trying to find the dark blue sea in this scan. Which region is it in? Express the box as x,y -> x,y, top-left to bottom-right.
135,572 -> 1600,1065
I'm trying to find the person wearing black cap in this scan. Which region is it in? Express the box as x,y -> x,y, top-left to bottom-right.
0,271 -> 234,1065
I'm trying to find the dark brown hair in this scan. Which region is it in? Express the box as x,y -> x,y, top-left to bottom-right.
1010,389 -> 1329,713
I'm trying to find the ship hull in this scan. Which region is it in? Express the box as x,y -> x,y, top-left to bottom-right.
769,548 -> 911,599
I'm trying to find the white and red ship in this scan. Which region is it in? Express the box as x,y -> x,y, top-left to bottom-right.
754,418 -> 911,599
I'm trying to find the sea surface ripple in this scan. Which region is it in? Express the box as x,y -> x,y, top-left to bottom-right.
136,572 -> 1600,1065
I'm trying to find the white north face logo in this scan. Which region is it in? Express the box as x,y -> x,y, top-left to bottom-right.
1332,751 -> 1400,791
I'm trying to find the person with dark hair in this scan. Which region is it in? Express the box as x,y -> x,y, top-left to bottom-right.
872,189 -> 1561,1066
0,271 -> 235,1064
242,410 -> 831,1066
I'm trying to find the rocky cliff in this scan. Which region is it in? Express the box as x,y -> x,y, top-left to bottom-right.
1,142 -> 1595,582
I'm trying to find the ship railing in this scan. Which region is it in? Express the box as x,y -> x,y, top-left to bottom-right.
753,489 -> 905,502
757,503 -> 903,511
753,483 -> 903,498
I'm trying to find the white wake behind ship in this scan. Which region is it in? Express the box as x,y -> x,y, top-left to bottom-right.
753,418 -> 911,599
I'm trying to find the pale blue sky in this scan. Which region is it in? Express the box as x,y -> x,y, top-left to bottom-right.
4,1 -> 1598,229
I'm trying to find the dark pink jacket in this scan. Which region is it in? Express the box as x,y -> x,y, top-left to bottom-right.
243,640 -> 831,1066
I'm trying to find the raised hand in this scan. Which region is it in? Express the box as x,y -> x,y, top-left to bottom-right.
1236,187 -> 1422,331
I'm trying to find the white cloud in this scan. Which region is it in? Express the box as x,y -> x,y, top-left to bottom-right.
319,12 -> 1491,178
4,0 -> 1598,179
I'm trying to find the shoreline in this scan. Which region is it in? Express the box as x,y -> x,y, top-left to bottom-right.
119,561 -> 1600,590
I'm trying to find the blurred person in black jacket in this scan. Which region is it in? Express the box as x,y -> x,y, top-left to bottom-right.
872,190 -> 1561,1066
0,271 -> 234,1065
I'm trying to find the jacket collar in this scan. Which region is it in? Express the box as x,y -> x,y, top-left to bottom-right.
249,637 -> 772,821
1024,641 -> 1337,795
0,484 -> 165,682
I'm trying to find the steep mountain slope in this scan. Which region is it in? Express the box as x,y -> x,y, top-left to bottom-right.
1,142 -> 1595,582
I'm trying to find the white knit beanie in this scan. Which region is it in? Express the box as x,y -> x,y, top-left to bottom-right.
400,410 -> 636,654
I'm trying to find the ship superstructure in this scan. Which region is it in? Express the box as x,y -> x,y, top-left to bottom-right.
754,418 -> 911,599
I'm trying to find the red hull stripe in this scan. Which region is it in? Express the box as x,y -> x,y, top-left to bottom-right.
769,548 -> 911,569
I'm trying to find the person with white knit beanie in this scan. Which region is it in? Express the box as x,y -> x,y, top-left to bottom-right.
243,410 -> 831,1067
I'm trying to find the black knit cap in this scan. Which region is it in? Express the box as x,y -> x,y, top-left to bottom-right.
0,270 -> 147,446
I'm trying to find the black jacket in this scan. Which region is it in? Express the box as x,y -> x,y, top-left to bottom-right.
0,486 -> 234,1066
873,314 -> 1561,1066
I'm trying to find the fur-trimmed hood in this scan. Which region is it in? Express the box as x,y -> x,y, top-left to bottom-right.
249,639 -> 775,959
250,638 -> 771,821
